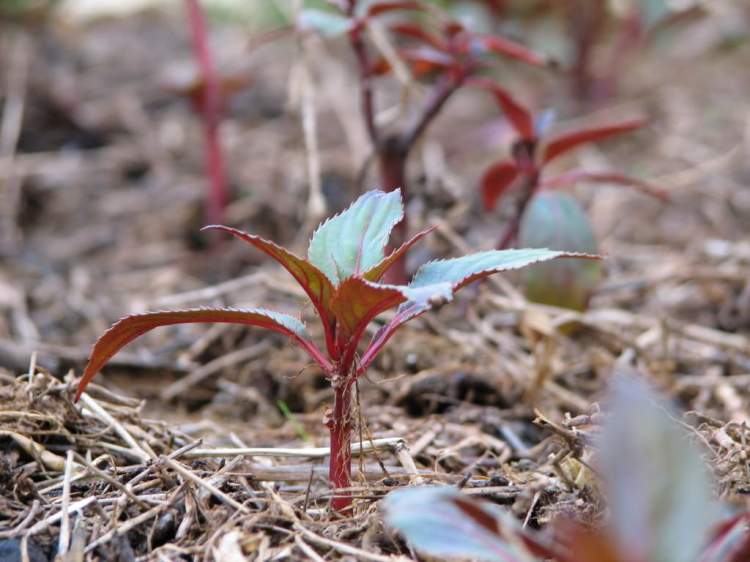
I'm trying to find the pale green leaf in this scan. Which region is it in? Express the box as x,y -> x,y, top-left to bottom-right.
603,379 -> 718,562
297,9 -> 354,37
382,487 -> 541,562
308,190 -> 403,285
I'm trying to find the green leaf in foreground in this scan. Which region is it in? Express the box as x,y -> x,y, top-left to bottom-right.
602,378 -> 717,562
381,487 -> 541,562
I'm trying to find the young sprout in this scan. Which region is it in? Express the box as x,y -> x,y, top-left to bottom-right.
75,189 -> 596,512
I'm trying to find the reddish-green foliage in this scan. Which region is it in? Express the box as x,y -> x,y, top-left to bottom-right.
383,379 -> 750,562
75,189 -> 595,512
292,0 -> 545,282
474,81 -> 666,309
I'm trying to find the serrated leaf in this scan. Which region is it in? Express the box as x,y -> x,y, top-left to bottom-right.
542,119 -> 646,165
362,226 -> 436,283
480,159 -> 519,211
203,225 -> 337,354
329,277 -> 407,344
358,247 -> 594,373
602,379 -> 717,562
539,171 -> 668,201
308,190 -> 403,285
297,9 -> 354,37
75,308 -> 319,402
517,192 -> 601,311
408,247 -> 587,295
381,487 -> 542,562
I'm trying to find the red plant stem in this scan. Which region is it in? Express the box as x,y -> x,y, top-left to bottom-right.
378,137 -> 409,284
381,76 -> 462,284
328,374 -> 355,512
185,0 -> 228,227
402,74 -> 461,149
495,170 -> 539,250
349,22 -> 378,144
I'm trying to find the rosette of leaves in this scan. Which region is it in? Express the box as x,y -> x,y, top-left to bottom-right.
74,189 -> 595,511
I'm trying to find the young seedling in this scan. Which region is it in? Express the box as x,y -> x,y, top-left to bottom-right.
294,0 -> 545,281
383,379 -> 750,562
475,81 -> 666,309
74,189 -> 595,512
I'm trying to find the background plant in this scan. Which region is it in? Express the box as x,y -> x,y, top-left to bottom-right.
74,189 -> 594,512
291,0 -> 546,281
476,85 -> 666,309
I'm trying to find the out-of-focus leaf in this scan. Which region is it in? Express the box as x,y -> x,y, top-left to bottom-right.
381,486 -> 543,562
534,108 -> 556,138
75,308 -> 317,401
297,9 -> 354,37
542,119 -> 646,165
364,1 -> 428,18
550,519 -> 622,562
539,171 -> 667,201
468,35 -> 545,66
638,0 -> 671,28
466,77 -> 534,139
308,189 -> 403,285
700,514 -> 750,562
389,22 -> 448,51
480,159 -> 519,211
602,378 -> 717,562
517,192 -> 601,312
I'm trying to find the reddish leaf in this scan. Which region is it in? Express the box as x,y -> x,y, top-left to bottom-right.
75,308 -> 328,402
389,22 -> 447,51
369,49 -> 452,78
542,119 -> 646,165
202,225 -> 338,357
329,277 -> 407,346
369,55 -> 393,76
363,226 -> 436,283
400,46 -> 454,68
469,35 -> 545,66
450,495 -> 565,560
366,1 -> 428,18
539,171 -> 668,200
551,519 -> 622,562
466,77 -> 534,139
699,514 -> 750,562
480,159 -> 519,211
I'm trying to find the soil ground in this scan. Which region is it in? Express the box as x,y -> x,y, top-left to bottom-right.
1,3 -> 750,561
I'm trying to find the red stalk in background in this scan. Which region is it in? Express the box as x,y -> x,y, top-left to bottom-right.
185,0 -> 228,229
